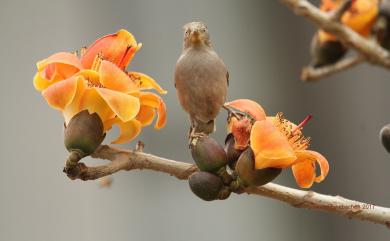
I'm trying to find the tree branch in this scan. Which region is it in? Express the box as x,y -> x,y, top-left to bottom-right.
280,0 -> 390,80
301,55 -> 365,81
64,145 -> 390,228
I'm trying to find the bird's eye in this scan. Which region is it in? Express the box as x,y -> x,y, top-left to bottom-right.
201,29 -> 206,32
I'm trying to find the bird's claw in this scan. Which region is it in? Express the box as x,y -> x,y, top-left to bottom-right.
188,131 -> 207,148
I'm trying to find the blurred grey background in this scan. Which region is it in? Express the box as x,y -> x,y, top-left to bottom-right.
1,0 -> 390,240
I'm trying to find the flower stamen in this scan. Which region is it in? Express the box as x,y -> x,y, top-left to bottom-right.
91,53 -> 104,71
273,112 -> 311,150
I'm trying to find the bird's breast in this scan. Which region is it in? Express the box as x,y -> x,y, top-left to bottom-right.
174,49 -> 228,122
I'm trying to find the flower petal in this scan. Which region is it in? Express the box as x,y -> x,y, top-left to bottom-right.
78,88 -> 116,122
225,99 -> 266,121
96,88 -> 140,122
294,150 -> 330,185
81,29 -> 138,69
139,92 -> 167,129
37,52 -> 83,71
42,76 -> 79,110
62,76 -> 87,124
111,119 -> 142,144
77,69 -> 100,86
291,159 -> 316,189
33,72 -> 51,91
99,60 -> 138,93
118,43 -> 142,69
136,106 -> 156,127
128,71 -> 167,94
250,120 -> 297,169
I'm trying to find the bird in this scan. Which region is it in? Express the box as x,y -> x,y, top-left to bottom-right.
174,21 -> 228,145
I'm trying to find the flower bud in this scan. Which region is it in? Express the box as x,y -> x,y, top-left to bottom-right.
236,148 -> 281,187
311,35 -> 347,68
64,110 -> 105,156
191,136 -> 227,172
380,124 -> 390,153
188,171 -> 223,201
224,133 -> 244,170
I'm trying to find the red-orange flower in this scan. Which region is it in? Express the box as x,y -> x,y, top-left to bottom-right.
34,29 -> 167,144
226,99 -> 329,189
225,99 -> 266,150
318,0 -> 378,42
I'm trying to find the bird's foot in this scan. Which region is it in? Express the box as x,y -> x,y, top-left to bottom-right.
188,132 -> 207,149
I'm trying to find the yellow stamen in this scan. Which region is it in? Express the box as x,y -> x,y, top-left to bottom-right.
91,53 -> 104,71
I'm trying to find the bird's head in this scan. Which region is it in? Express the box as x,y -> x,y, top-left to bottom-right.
183,22 -> 210,49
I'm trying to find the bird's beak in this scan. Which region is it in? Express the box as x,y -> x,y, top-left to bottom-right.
191,30 -> 200,43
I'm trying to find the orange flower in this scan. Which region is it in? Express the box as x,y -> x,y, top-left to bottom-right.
34,29 -> 167,144
225,99 -> 329,189
318,0 -> 378,42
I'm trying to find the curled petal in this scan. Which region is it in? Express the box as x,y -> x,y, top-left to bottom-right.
37,52 -> 82,83
42,76 -> 79,110
250,120 -> 297,169
95,88 -> 140,122
139,92 -> 167,129
99,60 -> 138,93
128,72 -> 167,94
225,99 -> 266,121
291,159 -> 316,189
111,118 -> 142,144
292,150 -> 330,189
81,29 -> 139,69
136,106 -> 156,127
37,52 -> 83,71
33,72 -> 51,91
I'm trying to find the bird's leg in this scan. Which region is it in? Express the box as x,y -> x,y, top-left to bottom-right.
188,121 -> 207,148
189,131 -> 207,148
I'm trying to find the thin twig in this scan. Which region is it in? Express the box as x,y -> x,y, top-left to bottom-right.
64,145 -> 390,228
328,0 -> 353,21
280,0 -> 390,79
301,55 -> 365,81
